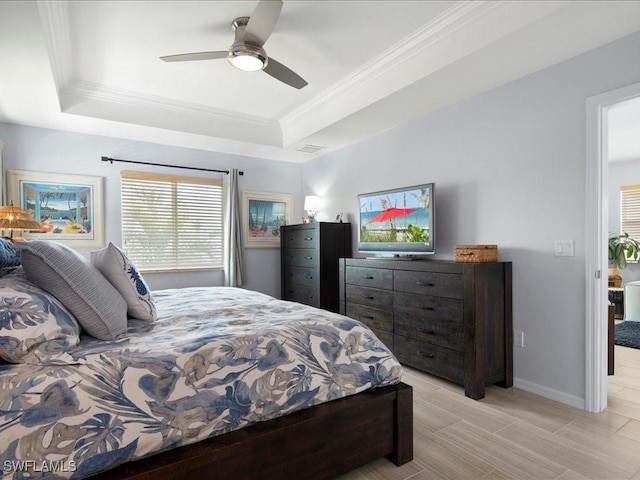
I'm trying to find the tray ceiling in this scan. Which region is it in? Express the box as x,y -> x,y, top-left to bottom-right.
1,1 -> 640,162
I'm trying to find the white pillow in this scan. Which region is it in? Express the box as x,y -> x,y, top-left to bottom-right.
91,242 -> 157,322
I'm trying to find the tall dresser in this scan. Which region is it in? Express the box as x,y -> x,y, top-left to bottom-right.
339,258 -> 512,399
281,223 -> 352,313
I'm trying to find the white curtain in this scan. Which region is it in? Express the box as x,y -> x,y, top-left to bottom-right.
223,168 -> 244,286
0,139 -> 5,205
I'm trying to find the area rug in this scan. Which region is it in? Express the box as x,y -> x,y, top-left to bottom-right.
615,321 -> 640,349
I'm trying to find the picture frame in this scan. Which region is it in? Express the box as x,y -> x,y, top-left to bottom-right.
7,170 -> 104,247
241,190 -> 292,248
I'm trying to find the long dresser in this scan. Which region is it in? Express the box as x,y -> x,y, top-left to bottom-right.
339,257 -> 512,399
281,223 -> 351,313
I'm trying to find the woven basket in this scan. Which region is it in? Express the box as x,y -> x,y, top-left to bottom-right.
455,245 -> 498,263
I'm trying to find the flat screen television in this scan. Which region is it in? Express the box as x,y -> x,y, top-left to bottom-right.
358,183 -> 435,256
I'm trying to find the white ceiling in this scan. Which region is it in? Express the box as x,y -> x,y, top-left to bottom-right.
1,0 -> 640,163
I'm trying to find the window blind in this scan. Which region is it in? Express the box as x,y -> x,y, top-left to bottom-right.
621,185 -> 640,243
120,170 -> 223,271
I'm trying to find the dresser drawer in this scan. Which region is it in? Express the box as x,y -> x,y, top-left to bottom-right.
394,292 -> 463,350
283,283 -> 320,307
282,266 -> 318,287
393,335 -> 464,384
283,248 -> 318,267
345,266 -> 393,290
394,270 -> 463,299
346,303 -> 393,333
346,284 -> 394,310
282,228 -> 319,248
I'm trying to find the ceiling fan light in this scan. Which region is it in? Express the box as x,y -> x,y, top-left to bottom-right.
228,52 -> 264,72
227,42 -> 267,72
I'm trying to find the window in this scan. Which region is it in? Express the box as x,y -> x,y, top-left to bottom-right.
120,170 -> 223,271
621,184 -> 640,242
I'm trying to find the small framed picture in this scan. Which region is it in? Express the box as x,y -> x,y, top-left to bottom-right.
241,190 -> 293,248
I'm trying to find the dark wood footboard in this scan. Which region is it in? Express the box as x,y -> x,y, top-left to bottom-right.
89,382 -> 413,480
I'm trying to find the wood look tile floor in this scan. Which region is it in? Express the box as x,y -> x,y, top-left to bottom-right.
338,346 -> 640,480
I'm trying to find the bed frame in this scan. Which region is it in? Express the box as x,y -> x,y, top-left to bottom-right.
89,382 -> 413,480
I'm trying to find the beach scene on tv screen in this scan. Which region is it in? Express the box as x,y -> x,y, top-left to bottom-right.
360,186 -> 431,244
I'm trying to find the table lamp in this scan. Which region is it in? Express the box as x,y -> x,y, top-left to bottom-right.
304,196 -> 321,223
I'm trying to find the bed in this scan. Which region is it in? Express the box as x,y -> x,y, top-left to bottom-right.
0,239 -> 413,479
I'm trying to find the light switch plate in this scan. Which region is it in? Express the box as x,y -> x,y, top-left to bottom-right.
554,240 -> 574,257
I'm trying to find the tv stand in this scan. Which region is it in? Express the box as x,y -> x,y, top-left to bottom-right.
367,254 -> 424,261
339,258 -> 513,400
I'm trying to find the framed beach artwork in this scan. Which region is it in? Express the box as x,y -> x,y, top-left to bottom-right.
7,170 -> 104,247
241,190 -> 292,248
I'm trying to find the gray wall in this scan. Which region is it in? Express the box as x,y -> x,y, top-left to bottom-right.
0,123 -> 303,297
302,31 -> 640,406
609,158 -> 640,284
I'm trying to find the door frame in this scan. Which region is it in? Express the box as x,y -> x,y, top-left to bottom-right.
586,81 -> 640,413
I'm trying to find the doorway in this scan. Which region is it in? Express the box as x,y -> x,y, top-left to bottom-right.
586,81 -> 640,413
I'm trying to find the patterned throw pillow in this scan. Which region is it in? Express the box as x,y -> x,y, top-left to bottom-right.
0,271 -> 80,363
16,240 -> 128,340
91,242 -> 157,322
0,238 -> 20,269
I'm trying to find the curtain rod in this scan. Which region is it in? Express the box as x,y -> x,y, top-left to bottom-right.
101,156 -> 244,175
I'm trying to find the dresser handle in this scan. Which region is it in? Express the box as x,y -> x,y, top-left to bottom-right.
363,296 -> 375,300
363,315 -> 375,320
304,275 -> 314,279
419,351 -> 435,358
416,281 -> 435,287
304,237 -> 313,241
421,306 -> 435,311
362,275 -> 374,280
304,256 -> 313,260
419,329 -> 436,335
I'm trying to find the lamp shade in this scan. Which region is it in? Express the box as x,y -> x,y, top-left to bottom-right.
0,203 -> 43,233
304,196 -> 321,213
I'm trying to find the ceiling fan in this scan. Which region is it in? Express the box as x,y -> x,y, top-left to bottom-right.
160,0 -> 307,89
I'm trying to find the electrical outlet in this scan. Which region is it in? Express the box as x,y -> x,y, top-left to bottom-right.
514,330 -> 524,347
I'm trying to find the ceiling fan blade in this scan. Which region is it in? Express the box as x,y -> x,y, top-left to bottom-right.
264,57 -> 307,89
160,51 -> 227,62
244,0 -> 283,47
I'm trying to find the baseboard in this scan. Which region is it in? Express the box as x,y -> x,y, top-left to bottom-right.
513,377 -> 585,410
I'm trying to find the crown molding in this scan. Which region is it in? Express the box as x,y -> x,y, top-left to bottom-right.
279,1 -> 503,146
61,81 -> 274,128
59,80 -> 282,147
37,0 -> 72,97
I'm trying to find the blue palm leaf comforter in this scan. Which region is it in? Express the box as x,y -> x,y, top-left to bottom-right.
0,287 -> 402,479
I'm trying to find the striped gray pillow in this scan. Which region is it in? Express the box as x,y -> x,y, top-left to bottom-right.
16,241 -> 127,340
